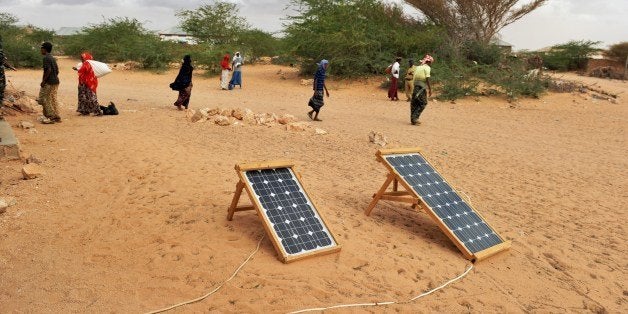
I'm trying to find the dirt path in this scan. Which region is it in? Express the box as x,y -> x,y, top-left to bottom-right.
1,58 -> 626,313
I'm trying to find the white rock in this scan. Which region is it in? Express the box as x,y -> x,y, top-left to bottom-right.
368,131 -> 388,147
19,121 -> 35,129
189,110 -> 207,123
315,128 -> 328,135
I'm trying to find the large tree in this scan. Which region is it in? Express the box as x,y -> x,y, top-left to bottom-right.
176,1 -> 250,45
405,0 -> 547,43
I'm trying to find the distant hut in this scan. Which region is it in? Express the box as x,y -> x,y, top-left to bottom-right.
157,27 -> 197,45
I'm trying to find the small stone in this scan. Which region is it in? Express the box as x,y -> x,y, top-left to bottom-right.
286,122 -> 310,132
207,107 -> 221,116
232,108 -> 245,120
19,121 -> 35,129
315,128 -> 328,135
368,131 -> 388,147
26,155 -> 42,164
220,108 -> 234,117
28,129 -> 38,134
277,114 -> 297,125
214,115 -> 231,126
22,164 -> 45,180
189,110 -> 207,123
0,199 -> 8,214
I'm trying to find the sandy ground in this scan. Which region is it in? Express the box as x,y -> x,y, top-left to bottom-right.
0,58 -> 626,313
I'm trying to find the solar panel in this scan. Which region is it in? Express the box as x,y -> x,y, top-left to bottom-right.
366,148 -> 510,261
228,162 -> 340,263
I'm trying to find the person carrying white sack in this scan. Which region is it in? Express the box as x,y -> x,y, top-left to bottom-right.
72,52 -> 106,116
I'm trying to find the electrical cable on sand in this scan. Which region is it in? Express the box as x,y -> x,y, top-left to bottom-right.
287,264 -> 474,314
145,235 -> 265,314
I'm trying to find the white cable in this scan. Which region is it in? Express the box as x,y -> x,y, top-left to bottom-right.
288,264 -> 474,314
408,263 -> 474,301
146,235 -> 265,314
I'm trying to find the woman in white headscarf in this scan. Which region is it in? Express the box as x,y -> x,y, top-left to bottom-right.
229,51 -> 243,89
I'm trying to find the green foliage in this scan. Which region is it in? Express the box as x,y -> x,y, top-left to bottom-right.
61,18 -> 171,70
284,0 -> 445,77
434,58 -> 548,101
605,41 -> 628,62
236,29 -> 284,60
542,40 -> 601,71
463,41 -> 503,65
177,1 -> 249,45
0,12 -> 55,68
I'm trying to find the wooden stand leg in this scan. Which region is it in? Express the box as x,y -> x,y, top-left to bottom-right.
227,181 -> 245,221
392,178 -> 398,192
365,174 -> 395,216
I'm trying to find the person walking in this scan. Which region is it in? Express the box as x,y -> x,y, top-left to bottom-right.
74,52 -> 102,116
229,51 -> 243,89
171,55 -> 194,110
0,36 -> 6,105
404,59 -> 417,101
307,59 -> 330,121
220,54 -> 231,90
38,42 -> 61,123
387,57 -> 401,101
410,55 -> 433,125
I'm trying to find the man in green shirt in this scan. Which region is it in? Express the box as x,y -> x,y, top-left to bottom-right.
410,55 -> 433,125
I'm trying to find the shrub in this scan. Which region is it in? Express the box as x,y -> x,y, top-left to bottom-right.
605,41 -> 628,62
284,0 -> 445,77
61,18 -> 173,70
0,13 -> 55,68
542,40 -> 601,71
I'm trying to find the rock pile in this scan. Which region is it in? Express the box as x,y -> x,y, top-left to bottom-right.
186,107 -> 327,134
1,87 -> 40,115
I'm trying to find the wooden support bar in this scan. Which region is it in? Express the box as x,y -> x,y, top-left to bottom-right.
227,181 -> 245,221
365,174 -> 395,216
392,178 -> 398,192
380,195 -> 419,204
236,160 -> 294,172
233,206 -> 255,212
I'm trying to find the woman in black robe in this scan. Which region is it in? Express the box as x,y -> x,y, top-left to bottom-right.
171,55 -> 193,110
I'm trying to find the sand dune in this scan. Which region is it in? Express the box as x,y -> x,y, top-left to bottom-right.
0,58 -> 626,313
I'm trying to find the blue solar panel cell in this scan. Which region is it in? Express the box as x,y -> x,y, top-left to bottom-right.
385,153 -> 504,254
245,168 -> 336,257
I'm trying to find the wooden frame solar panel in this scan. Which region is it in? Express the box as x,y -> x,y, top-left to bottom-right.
228,161 -> 341,263
365,148 -> 510,262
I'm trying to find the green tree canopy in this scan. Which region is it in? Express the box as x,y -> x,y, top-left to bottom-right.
177,1 -> 250,45
284,0 -> 444,76
62,18 -> 170,69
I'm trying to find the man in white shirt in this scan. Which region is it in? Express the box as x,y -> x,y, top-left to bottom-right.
388,57 -> 401,101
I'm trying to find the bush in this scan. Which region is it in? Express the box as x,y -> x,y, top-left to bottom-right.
0,13 -> 55,68
60,18 -> 173,70
463,41 -> 503,65
542,40 -> 601,71
284,0 -> 445,77
605,41 -> 628,62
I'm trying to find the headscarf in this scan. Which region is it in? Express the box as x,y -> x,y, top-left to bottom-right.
174,54 -> 193,88
420,54 -> 434,65
220,54 -> 230,70
78,52 -> 98,92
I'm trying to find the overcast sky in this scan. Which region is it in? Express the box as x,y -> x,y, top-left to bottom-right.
0,0 -> 626,50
